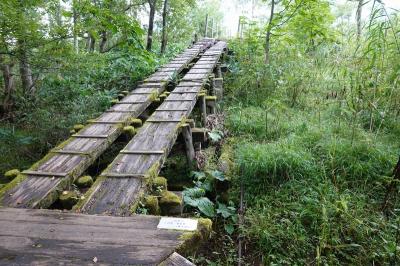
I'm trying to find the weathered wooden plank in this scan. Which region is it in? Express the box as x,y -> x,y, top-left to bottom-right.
120,150 -> 165,155
0,208 -> 195,265
21,170 -> 68,177
159,252 -> 195,266
187,69 -> 212,75
72,134 -> 109,138
181,73 -> 210,81
50,150 -> 91,156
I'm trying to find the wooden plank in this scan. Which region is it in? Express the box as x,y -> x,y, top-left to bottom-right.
72,134 -> 109,138
120,150 -> 165,155
116,101 -> 149,104
160,252 -> 195,266
21,170 -> 68,177
146,119 -> 183,123
164,99 -> 195,102
50,150 -> 91,156
0,208 -> 190,265
155,108 -> 189,112
102,173 -> 146,178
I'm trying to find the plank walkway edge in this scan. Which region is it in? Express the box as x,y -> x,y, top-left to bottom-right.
0,207 -> 208,265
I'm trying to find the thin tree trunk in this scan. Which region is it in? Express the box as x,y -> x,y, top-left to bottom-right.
356,0 -> 364,40
205,14 -> 209,37
146,0 -> 156,51
265,0 -> 275,64
0,55 -> 15,114
211,18 -> 214,38
55,0 -> 62,27
99,31 -> 107,53
73,0 -> 79,53
237,17 -> 241,38
88,33 -> 95,52
17,39 -> 35,94
160,0 -> 168,54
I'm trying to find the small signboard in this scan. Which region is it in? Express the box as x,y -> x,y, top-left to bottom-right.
157,217 -> 198,231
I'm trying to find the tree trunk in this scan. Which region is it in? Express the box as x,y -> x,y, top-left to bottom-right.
237,17 -> 241,38
356,0 -> 364,40
211,18 -> 214,38
205,14 -> 209,37
55,0 -> 62,27
73,0 -> 79,53
17,39 -> 35,94
99,31 -> 107,53
146,0 -> 156,51
88,33 -> 95,52
0,55 -> 15,115
160,0 -> 168,54
265,0 -> 275,64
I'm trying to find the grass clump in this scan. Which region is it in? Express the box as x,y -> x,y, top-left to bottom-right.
236,141 -> 318,195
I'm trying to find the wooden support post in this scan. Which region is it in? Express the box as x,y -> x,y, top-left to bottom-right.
216,64 -> 222,78
213,77 -> 224,101
206,96 -> 217,114
182,125 -> 195,163
200,95 -> 207,125
192,128 -> 207,144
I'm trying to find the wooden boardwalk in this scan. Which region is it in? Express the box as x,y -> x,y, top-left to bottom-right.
0,39 -> 213,209
0,39 -> 227,265
77,41 -> 227,216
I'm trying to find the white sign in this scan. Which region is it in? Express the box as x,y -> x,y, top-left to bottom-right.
157,217 -> 198,231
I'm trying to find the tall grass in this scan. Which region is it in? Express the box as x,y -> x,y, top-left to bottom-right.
224,7 -> 400,264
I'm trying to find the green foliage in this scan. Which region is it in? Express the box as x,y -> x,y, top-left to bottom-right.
222,1 -> 400,264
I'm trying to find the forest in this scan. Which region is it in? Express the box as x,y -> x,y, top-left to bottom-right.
0,0 -> 399,265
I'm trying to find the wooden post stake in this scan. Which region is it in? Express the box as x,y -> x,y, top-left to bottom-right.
182,125 -> 195,163
200,95 -> 207,126
213,78 -> 224,101
216,64 -> 222,78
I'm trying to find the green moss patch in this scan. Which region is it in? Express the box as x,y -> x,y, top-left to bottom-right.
4,169 -> 20,180
123,126 -> 136,137
59,190 -> 79,209
159,191 -> 182,214
75,175 -> 93,188
143,195 -> 160,215
178,218 -> 213,255
153,176 -> 168,191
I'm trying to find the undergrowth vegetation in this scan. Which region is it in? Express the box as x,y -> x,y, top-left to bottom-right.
223,2 -> 400,264
0,49 -> 162,178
